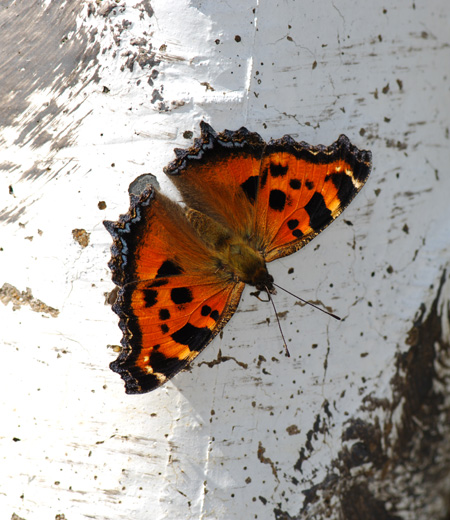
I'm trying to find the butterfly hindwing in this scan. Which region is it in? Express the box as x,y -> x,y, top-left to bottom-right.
105,187 -> 244,393
112,276 -> 243,393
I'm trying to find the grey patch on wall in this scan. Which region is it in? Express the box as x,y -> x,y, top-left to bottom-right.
0,1 -> 159,177
0,1 -> 101,153
0,205 -> 27,223
134,0 -> 154,18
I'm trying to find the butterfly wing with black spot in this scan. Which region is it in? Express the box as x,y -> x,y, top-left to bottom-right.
105,187 -> 244,394
253,135 -> 372,262
165,121 -> 265,240
165,124 -> 371,264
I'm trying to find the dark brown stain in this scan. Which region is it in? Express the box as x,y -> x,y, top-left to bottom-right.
258,441 -> 279,481
341,484 -> 402,520
391,270 -> 449,471
276,270 -> 450,519
197,348 -> 248,370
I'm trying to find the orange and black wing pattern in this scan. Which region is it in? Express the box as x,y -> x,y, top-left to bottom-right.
253,135 -> 372,261
105,187 -> 244,394
105,122 -> 371,394
165,122 -> 265,240
164,123 -> 371,262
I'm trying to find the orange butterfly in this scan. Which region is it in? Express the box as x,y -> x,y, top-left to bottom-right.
105,122 -> 371,394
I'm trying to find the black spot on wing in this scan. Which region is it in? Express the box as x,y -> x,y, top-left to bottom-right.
305,180 -> 314,190
326,172 -> 357,204
201,305 -> 212,316
260,167 -> 268,188
148,279 -> 168,288
270,163 -> 288,177
171,323 -> 212,352
290,179 -> 301,190
287,219 -> 299,230
157,260 -> 183,277
171,287 -> 193,305
160,324 -> 169,334
159,308 -> 170,320
240,175 -> 259,204
269,189 -> 286,211
200,305 -> 219,321
149,350 -> 181,376
304,192 -> 332,230
292,229 -> 304,238
144,289 -> 158,308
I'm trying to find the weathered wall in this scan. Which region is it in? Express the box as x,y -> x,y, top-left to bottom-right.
1,1 -> 449,519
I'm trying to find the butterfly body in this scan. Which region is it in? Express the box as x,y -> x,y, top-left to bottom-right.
184,206 -> 272,290
105,122 -> 371,394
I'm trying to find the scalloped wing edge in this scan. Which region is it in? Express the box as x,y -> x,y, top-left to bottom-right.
104,186 -> 155,287
110,281 -> 245,394
164,121 -> 266,176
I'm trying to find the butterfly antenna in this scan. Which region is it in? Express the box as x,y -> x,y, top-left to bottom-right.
265,286 -> 291,357
273,283 -> 341,321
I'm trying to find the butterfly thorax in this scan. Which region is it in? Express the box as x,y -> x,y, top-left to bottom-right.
225,239 -> 274,292
186,207 -> 274,293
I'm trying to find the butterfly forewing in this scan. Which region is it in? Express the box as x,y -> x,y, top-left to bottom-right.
165,122 -> 264,240
253,136 -> 371,262
105,186 -> 244,393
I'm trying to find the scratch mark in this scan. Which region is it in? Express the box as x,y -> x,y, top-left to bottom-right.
323,330 -> 331,384
332,1 -> 345,24
243,0 -> 260,125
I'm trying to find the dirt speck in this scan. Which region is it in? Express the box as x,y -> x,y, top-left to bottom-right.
72,228 -> 90,248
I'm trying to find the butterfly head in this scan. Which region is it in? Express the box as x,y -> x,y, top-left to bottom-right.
244,262 -> 275,294
254,271 -> 275,295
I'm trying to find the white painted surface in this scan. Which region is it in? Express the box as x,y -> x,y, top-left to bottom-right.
1,0 -> 449,519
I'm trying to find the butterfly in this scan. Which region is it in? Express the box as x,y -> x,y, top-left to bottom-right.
104,122 -> 372,394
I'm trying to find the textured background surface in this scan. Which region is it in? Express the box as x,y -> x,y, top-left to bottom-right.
1,1 -> 449,519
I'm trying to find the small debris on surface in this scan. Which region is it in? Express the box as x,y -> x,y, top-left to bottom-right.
72,228 -> 90,248
0,283 -> 59,317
